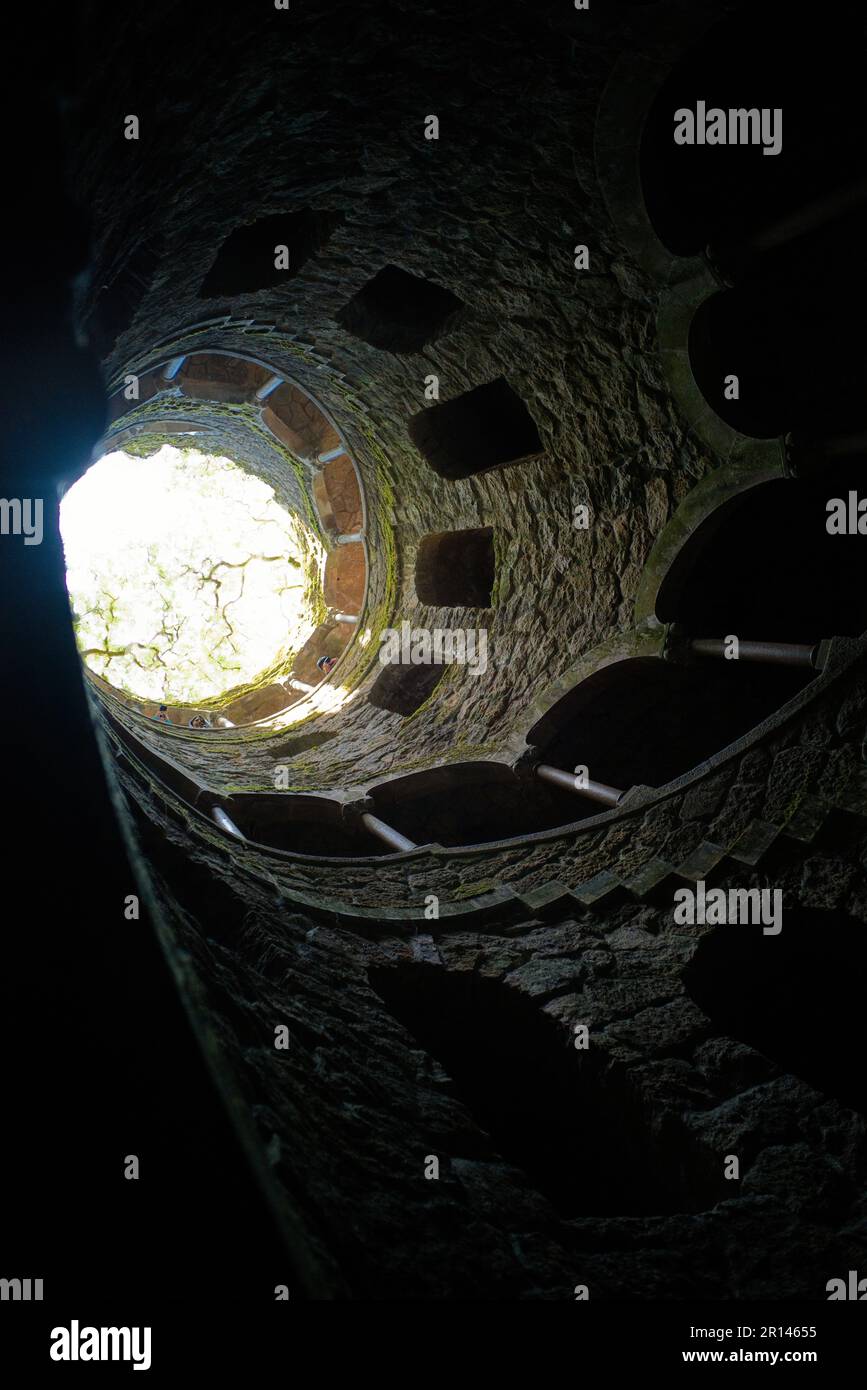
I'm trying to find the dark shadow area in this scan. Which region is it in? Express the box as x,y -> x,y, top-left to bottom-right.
415,527 -> 495,607
528,657 -> 811,790
107,712 -> 206,805
227,795 -> 388,857
408,377 -> 542,480
689,210 -> 867,438
640,1 -> 867,259
657,468 -> 867,642
643,2 -> 867,443
86,237 -> 164,358
199,210 -> 342,297
683,909 -> 867,1115
368,963 -> 711,1217
1,48 -> 295,1301
369,762 -> 593,846
367,660 -> 446,715
336,264 -> 465,353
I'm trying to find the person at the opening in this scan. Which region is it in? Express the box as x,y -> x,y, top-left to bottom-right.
153,705 -> 170,723
188,714 -> 211,729
316,655 -> 337,677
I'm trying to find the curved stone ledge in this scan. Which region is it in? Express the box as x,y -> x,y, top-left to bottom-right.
109,636 -> 867,931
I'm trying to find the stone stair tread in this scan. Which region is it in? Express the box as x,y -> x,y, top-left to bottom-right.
622,857 -> 677,897
728,819 -> 780,865
520,880 -> 573,910
674,840 -> 727,881
571,869 -> 625,905
517,881 -> 579,920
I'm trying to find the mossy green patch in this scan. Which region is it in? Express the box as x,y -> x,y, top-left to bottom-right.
450,880 -> 500,900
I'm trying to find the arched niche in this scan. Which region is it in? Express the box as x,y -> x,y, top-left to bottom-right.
367,761 -> 599,846
318,455 -> 363,535
655,464 -> 867,644
292,622 -> 354,686
526,656 -> 811,792
639,3 -> 867,262
222,793 -> 389,858
262,381 -> 342,461
683,908 -> 867,1116
633,446 -> 784,625
175,353 -> 273,402
368,963 -> 718,1217
689,220 -> 867,442
324,545 -> 365,615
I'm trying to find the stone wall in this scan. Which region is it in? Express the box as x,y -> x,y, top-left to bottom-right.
65,0 -> 867,1299
70,0 -> 719,796
115,648 -> 867,1297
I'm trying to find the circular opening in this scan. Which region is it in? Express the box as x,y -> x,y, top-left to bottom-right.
61,443 -> 325,710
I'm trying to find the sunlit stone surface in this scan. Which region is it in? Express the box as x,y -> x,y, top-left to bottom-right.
61,445 -> 323,703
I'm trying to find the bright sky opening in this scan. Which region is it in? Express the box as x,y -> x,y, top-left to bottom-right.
60,445 -> 323,704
